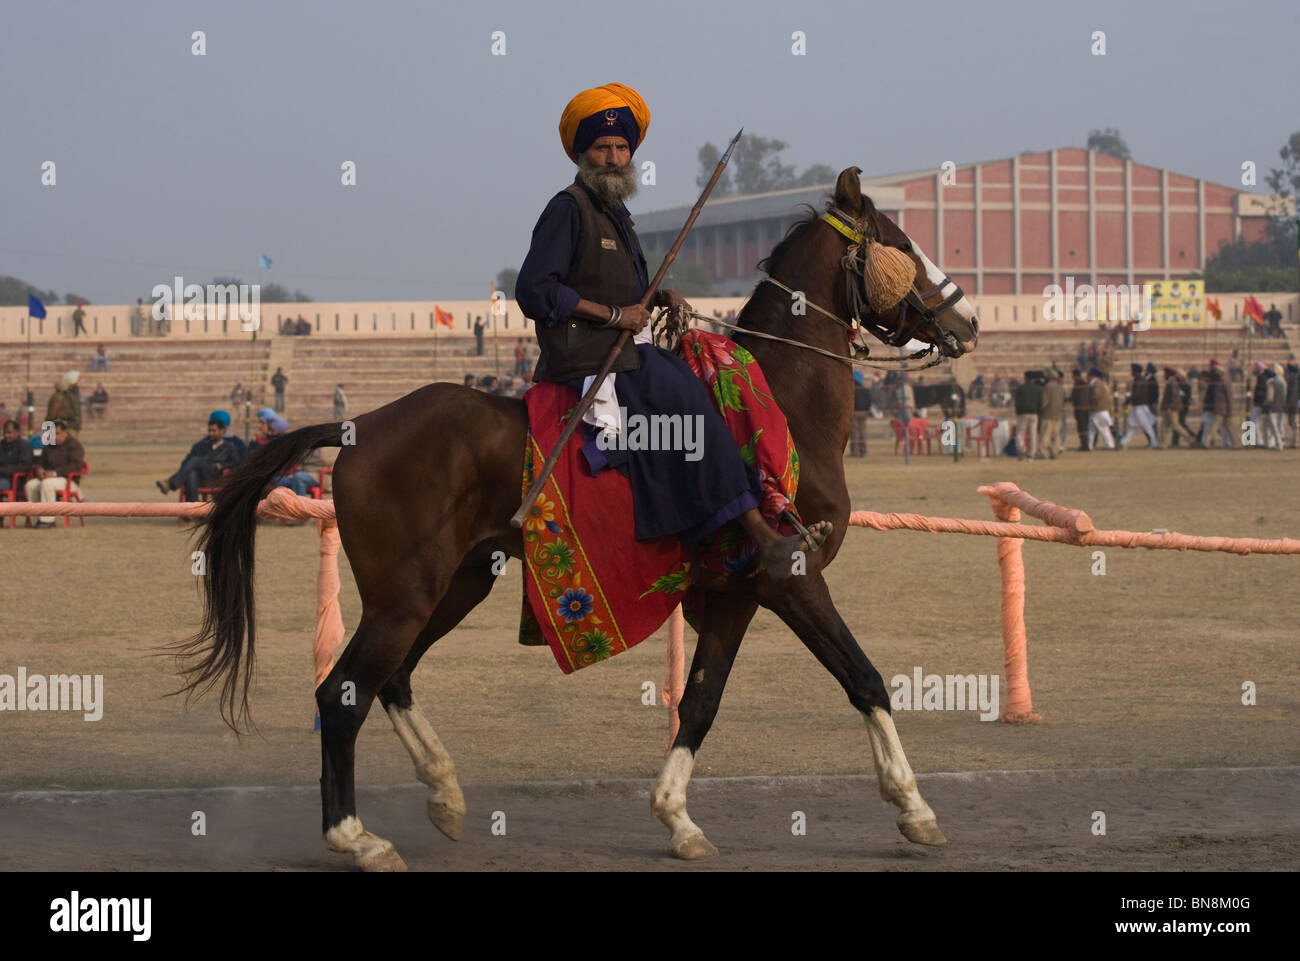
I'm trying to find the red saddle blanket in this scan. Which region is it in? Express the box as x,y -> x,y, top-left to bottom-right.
518,330 -> 801,673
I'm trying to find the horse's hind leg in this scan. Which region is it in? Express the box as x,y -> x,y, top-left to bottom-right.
317,598 -> 442,872
377,563 -> 498,842
651,595 -> 757,859
762,573 -> 946,847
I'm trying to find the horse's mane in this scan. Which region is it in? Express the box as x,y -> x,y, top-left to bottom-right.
754,204 -> 819,276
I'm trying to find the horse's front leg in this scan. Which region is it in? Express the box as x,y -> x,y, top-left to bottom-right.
761,573 -> 946,847
650,596 -> 758,859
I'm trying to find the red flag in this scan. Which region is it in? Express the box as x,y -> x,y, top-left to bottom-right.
1244,296 -> 1264,323
435,305 -> 454,328
1206,297 -> 1222,321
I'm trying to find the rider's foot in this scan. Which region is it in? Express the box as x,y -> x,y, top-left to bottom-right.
757,521 -> 832,579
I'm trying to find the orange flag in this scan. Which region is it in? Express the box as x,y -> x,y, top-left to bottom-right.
1244,296 -> 1264,323
435,305 -> 454,328
1206,296 -> 1222,321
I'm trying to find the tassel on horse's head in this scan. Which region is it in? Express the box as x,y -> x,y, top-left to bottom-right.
862,239 -> 915,313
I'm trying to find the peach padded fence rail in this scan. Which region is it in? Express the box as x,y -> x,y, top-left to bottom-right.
6,482 -> 1298,743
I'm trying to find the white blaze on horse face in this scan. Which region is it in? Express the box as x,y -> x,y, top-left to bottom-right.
909,238 -> 979,325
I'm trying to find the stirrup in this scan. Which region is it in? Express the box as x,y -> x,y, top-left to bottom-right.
781,510 -> 824,553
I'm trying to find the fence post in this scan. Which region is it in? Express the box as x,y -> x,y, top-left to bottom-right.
984,490 -> 1041,723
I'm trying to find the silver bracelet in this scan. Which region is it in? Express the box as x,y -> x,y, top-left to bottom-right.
604,305 -> 621,328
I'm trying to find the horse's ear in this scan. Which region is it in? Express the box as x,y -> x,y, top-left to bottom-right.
834,166 -> 864,215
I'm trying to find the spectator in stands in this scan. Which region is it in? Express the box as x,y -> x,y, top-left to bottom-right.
271,367 -> 288,412
868,374 -> 884,418
155,410 -> 243,501
88,383 -> 109,419
911,375 -> 927,419
968,374 -> 985,401
1070,370 -> 1092,451
849,370 -> 869,457
23,420 -> 85,527
1285,360 -> 1299,449
1076,341 -> 1088,371
1012,370 -> 1043,461
1228,350 -> 1244,385
249,407 -> 287,455
1037,369 -> 1064,460
941,377 -> 966,422
463,374 -> 476,388
474,316 -> 486,356
45,375 -> 81,437
1120,363 -> 1160,449
333,384 -> 349,421
0,419 -> 34,497
514,338 -> 528,376
230,382 -> 246,409
1198,361 -> 1233,448
1264,303 -> 1283,338
71,302 -> 88,338
1088,368 -> 1116,450
1087,341 -> 1098,365
91,343 -> 108,372
296,315 -> 311,336
131,298 -> 146,337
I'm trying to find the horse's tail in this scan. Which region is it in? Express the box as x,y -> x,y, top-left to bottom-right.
170,421 -> 345,731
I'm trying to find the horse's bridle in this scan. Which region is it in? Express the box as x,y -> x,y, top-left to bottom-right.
760,205 -> 969,365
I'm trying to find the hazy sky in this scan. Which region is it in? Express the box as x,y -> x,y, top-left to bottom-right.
2,0 -> 1296,304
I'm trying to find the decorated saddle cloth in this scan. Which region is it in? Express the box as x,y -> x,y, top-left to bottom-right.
519,330 -> 801,674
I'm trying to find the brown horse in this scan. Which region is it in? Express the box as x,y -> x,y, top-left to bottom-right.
177,166 -> 979,870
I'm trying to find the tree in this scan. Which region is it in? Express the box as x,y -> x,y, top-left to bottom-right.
696,135 -> 832,197
794,164 -> 838,188
1197,132 -> 1300,292
496,268 -> 519,298
1086,128 -> 1131,161
1265,130 -> 1300,250
0,275 -> 61,307
62,292 -> 92,305
211,277 -> 311,302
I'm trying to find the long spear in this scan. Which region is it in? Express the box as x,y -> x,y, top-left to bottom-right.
510,127 -> 743,529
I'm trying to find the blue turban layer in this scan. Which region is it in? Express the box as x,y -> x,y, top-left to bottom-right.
208,409 -> 231,428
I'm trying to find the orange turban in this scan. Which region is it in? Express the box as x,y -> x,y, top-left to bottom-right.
558,83 -> 651,163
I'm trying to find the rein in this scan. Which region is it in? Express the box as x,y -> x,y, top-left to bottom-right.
654,205 -> 968,372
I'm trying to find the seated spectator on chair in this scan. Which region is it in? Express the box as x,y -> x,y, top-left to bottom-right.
1,419 -> 34,495
155,410 -> 242,501
249,406 -> 314,496
248,407 -> 288,455
23,420 -> 85,527
89,383 -> 109,419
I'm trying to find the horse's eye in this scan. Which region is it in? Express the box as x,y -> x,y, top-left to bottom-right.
898,243 -> 913,254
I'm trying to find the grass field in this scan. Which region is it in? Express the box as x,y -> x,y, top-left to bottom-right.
2,438 -> 1297,794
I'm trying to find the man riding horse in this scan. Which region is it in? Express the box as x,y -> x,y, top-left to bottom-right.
516,82 -> 829,576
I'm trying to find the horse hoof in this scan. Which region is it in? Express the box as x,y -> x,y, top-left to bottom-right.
428,796 -> 465,841
672,831 -> 719,860
357,843 -> 408,872
898,812 -> 947,847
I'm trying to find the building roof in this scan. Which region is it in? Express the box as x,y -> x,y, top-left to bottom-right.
632,181 -> 905,233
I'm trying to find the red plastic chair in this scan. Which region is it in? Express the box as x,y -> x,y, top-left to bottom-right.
56,462 -> 89,528
906,418 -> 935,455
965,419 -> 997,457
178,468 -> 231,525
1,470 -> 28,528
889,419 -> 907,455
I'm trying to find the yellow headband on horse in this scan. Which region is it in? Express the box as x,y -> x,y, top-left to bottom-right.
559,83 -> 651,162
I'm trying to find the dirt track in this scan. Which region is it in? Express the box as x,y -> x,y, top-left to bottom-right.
2,768 -> 1296,871
2,444 -> 1298,870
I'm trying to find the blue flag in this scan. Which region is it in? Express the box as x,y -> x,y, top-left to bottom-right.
28,294 -> 46,318
259,253 -> 272,271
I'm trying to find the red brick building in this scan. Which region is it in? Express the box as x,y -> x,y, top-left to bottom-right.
636,148 -> 1278,297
